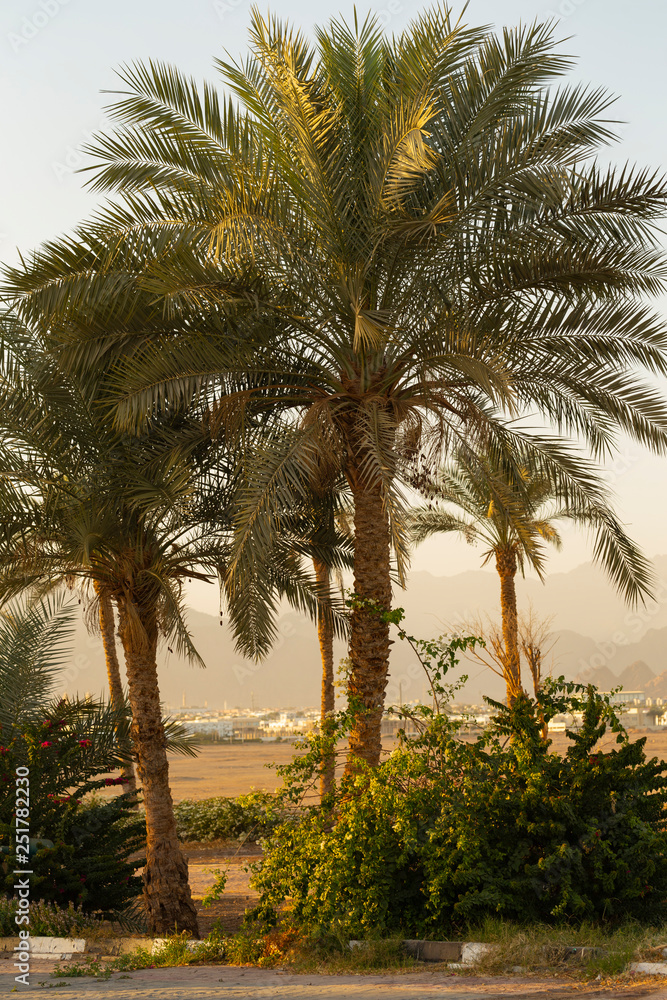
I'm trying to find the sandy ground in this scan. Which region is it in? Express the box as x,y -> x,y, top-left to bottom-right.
166,741 -> 301,801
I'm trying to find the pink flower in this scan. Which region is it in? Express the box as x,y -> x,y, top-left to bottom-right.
40,741 -> 52,748
78,739 -> 92,748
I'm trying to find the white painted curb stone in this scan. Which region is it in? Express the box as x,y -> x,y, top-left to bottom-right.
30,937 -> 86,960
630,962 -> 667,975
460,942 -> 498,964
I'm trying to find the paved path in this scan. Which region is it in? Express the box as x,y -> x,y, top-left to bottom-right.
5,966 -> 667,998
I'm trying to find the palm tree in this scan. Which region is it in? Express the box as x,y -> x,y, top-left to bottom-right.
225,459 -> 353,798
76,580 -> 137,795
0,325 -> 229,934
410,445 -> 651,705
275,489 -> 353,799
6,9 -> 667,766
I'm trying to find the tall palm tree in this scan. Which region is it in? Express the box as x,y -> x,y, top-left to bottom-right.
0,325 -> 229,934
410,445 -> 651,704
6,9 -> 667,766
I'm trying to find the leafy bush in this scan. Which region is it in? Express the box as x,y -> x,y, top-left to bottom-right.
253,675 -> 667,936
174,790 -> 284,843
0,897 -> 103,937
0,697 -> 145,915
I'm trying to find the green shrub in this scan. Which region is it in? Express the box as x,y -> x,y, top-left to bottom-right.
0,897 -> 103,936
0,697 -> 145,915
253,678 -> 667,936
174,790 -> 284,843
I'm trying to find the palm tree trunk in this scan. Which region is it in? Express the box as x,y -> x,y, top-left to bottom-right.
495,546 -> 523,706
345,472 -> 392,770
94,581 -> 137,797
313,557 -> 335,799
116,595 -> 199,936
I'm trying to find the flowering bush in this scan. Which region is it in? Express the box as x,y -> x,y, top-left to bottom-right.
0,697 -> 145,914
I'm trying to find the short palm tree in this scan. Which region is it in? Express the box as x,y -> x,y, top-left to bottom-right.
224,448 -> 353,798
0,323 -> 229,934
410,445 -> 651,704
6,9 -> 667,766
270,486 -> 352,799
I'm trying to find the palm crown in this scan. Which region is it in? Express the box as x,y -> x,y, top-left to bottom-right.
410,443 -> 651,701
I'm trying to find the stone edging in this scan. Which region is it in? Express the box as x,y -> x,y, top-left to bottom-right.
2,936 -> 667,975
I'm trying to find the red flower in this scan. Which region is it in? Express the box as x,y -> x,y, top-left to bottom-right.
78,739 -> 92,748
0,747 -> 8,755
40,741 -> 52,748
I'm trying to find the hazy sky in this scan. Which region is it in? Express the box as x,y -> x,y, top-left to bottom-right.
2,0 -> 666,581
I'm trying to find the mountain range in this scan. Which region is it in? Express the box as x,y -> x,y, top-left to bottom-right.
60,556 -> 667,708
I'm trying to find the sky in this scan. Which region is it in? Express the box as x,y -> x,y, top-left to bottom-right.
2,0 -> 666,585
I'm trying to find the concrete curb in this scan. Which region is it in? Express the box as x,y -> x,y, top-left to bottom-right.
0,935 -> 149,960
630,962 -> 667,975
0,936 -> 86,960
351,940 -> 498,964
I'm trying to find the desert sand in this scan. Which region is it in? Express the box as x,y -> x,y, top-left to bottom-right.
166,730 -> 667,802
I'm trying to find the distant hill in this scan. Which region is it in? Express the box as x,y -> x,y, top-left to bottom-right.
618,660 -> 655,690
543,627 -> 667,684
645,672 -> 667,701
